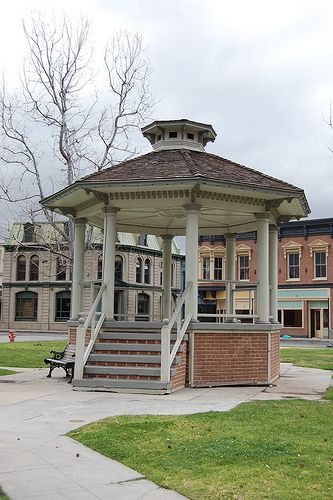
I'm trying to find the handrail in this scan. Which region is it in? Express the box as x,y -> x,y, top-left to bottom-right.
74,283 -> 106,380
160,281 -> 193,383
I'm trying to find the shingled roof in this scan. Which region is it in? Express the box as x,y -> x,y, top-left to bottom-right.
81,149 -> 303,193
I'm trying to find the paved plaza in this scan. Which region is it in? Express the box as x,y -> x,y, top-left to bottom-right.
0,363 -> 331,499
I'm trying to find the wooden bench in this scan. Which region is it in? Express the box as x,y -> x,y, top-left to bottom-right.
44,343 -> 75,382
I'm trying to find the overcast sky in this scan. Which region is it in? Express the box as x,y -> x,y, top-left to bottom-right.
1,0 -> 333,222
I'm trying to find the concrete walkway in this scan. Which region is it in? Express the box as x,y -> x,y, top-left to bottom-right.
0,364 -> 331,500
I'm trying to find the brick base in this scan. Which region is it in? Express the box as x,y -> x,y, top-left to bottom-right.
192,330 -> 280,386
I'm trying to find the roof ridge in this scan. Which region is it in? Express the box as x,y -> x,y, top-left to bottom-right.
179,149 -> 202,176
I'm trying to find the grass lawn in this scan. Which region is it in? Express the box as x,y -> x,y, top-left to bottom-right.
0,341 -> 67,368
280,347 -> 333,370
0,368 -> 17,376
69,400 -> 333,499
69,348 -> 333,500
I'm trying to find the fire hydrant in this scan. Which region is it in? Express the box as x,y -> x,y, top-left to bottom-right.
8,330 -> 16,342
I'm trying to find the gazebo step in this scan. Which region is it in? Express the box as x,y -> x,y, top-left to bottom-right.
92,342 -> 185,353
72,378 -> 171,394
99,332 -> 187,342
87,353 -> 181,365
84,365 -> 176,377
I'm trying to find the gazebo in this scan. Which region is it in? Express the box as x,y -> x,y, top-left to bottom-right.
41,119 -> 310,393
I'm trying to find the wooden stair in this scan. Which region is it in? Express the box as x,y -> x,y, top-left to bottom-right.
72,327 -> 188,394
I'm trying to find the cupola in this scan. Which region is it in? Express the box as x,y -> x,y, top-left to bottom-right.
141,119 -> 217,152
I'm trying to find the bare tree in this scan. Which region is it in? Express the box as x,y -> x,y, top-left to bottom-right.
0,12 -> 155,262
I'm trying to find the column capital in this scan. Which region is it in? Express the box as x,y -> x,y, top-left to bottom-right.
183,202 -> 201,212
161,234 -> 174,241
269,224 -> 278,233
103,206 -> 119,215
255,212 -> 270,221
73,217 -> 87,225
225,232 -> 237,239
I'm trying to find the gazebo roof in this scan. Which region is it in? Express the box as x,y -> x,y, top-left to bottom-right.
81,149 -> 303,193
41,119 -> 310,236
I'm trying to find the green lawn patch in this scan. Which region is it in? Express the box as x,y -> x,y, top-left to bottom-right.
0,341 -> 67,368
280,347 -> 333,370
69,400 -> 333,499
0,368 -> 17,376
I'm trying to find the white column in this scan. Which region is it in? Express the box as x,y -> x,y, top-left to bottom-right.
102,206 -> 118,319
225,233 -> 236,317
161,235 -> 173,320
256,214 -> 270,323
185,204 -> 200,320
71,218 -> 86,319
269,224 -> 279,323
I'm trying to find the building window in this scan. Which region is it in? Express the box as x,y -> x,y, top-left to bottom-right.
169,131 -> 177,138
15,291 -> 38,321
160,261 -> 163,286
136,292 -> 149,321
16,255 -> 26,281
136,257 -> 142,283
115,255 -> 123,282
279,309 -> 302,328
55,291 -> 71,321
97,254 -> 103,280
138,234 -> 148,246
29,255 -> 39,281
314,251 -> 326,279
202,256 -> 210,279
23,223 -> 34,243
287,253 -> 300,279
238,255 -> 249,280
214,256 -> 223,280
56,257 -> 67,281
144,258 -> 151,284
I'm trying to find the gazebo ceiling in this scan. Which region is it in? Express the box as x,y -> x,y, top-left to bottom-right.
41,120 -> 310,236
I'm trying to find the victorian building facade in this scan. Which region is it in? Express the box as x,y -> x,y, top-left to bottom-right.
0,222 -> 183,331
198,217 -> 333,339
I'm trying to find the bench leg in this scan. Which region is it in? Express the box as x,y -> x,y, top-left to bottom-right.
46,365 -> 55,378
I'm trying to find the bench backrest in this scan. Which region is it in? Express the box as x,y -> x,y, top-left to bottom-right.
62,343 -> 76,361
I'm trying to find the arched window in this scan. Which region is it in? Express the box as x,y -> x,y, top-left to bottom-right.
55,291 -> 71,321
29,255 -> 39,281
136,257 -> 142,283
136,292 -> 149,321
115,255 -> 123,282
15,291 -> 38,321
16,256 -> 26,281
97,254 -> 103,280
144,258 -> 151,284
56,257 -> 67,281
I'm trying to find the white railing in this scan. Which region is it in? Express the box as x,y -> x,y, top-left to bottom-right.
74,283 -> 106,380
160,281 -> 193,383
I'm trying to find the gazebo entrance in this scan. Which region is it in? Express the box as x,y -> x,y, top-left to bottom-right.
42,119 -> 310,393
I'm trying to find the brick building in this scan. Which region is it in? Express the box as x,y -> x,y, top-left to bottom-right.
198,217 -> 333,339
0,222 -> 183,331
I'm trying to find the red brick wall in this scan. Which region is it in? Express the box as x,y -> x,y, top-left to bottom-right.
192,330 -> 279,386
69,327 -> 91,345
170,341 -> 188,391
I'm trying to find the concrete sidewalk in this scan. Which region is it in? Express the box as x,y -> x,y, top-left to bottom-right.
0,364 -> 331,500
